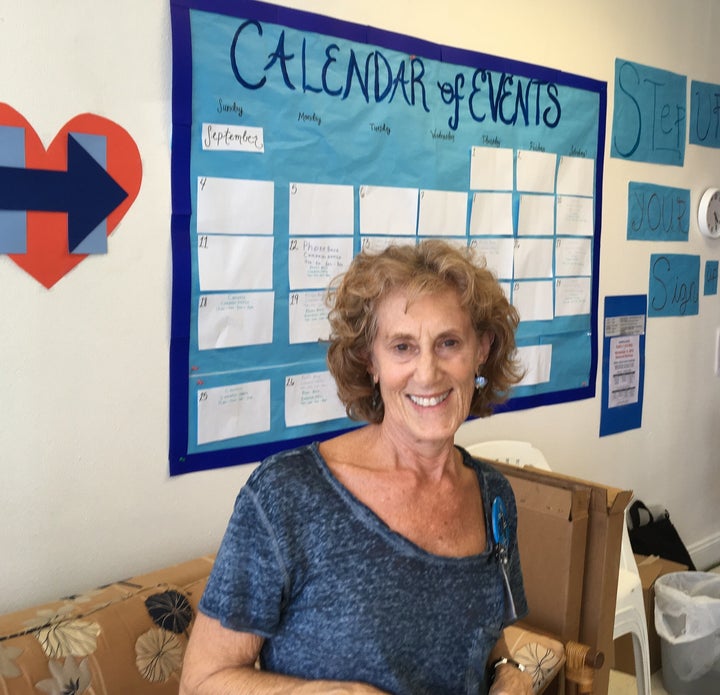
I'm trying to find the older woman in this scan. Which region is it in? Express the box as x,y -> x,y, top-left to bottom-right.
181,240 -> 531,695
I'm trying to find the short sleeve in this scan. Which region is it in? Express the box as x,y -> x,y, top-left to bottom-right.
199,484 -> 289,637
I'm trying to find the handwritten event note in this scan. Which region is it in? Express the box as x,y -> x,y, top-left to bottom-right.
198,291 -> 275,349
197,381 -> 271,445
470,237 -> 515,279
284,371 -> 347,427
288,290 -> 331,344
556,196 -> 594,236
555,277 -> 591,317
288,237 -> 354,290
556,237 -> 592,277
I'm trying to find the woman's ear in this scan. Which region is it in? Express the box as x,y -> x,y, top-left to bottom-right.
477,331 -> 493,364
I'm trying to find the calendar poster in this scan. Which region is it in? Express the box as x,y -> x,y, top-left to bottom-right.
170,0 -> 606,474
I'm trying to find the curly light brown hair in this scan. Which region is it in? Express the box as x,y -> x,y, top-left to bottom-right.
325,240 -> 523,423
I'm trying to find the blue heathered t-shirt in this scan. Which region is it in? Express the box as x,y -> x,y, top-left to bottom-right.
199,443 -> 527,694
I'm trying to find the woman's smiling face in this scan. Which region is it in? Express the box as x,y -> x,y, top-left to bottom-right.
369,287 -> 491,450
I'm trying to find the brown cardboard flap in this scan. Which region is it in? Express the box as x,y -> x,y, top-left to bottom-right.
588,484 -> 632,516
494,460 -> 631,514
509,476 -> 590,521
499,468 -> 591,642
635,553 -> 687,587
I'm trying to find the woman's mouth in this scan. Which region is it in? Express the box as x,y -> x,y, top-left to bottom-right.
408,390 -> 451,407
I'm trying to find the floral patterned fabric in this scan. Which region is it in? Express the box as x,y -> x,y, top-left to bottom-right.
503,623 -> 565,694
0,554 -> 570,695
0,556 -> 214,695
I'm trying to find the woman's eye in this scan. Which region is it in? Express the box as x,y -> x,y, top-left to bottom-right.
394,343 -> 409,352
441,338 -> 459,349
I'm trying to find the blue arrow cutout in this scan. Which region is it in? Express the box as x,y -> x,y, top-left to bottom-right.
0,134 -> 129,252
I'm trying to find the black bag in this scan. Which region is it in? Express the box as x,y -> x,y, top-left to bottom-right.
627,500 -> 696,570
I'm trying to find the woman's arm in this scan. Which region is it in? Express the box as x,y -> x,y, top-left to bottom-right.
487,631 -> 534,695
180,612 -> 389,695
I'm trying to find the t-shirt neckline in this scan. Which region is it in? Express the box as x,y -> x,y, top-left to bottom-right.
307,441 -> 495,564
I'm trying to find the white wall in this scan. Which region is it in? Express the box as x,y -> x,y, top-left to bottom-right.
1,0 -> 719,614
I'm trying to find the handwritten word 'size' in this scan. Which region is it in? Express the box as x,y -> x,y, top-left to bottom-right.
648,254 -> 699,317
229,20 -> 562,131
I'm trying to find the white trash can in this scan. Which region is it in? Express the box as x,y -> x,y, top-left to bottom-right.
655,571 -> 720,695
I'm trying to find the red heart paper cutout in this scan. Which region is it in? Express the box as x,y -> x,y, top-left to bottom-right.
1,105 -> 142,288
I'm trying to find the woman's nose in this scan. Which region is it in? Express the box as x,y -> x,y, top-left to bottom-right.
415,349 -> 439,383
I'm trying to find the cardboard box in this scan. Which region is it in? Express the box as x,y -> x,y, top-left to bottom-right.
613,554 -> 689,675
578,478 -> 632,695
493,462 -> 632,695
500,472 -> 590,641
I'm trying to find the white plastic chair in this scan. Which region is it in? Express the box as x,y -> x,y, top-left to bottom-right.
465,439 -> 552,471
464,440 -> 651,695
612,505 -> 652,695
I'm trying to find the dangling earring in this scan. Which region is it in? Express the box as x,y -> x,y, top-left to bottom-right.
474,373 -> 487,390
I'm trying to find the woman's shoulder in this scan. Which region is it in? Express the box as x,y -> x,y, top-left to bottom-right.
247,443 -> 322,490
232,443 -> 332,526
